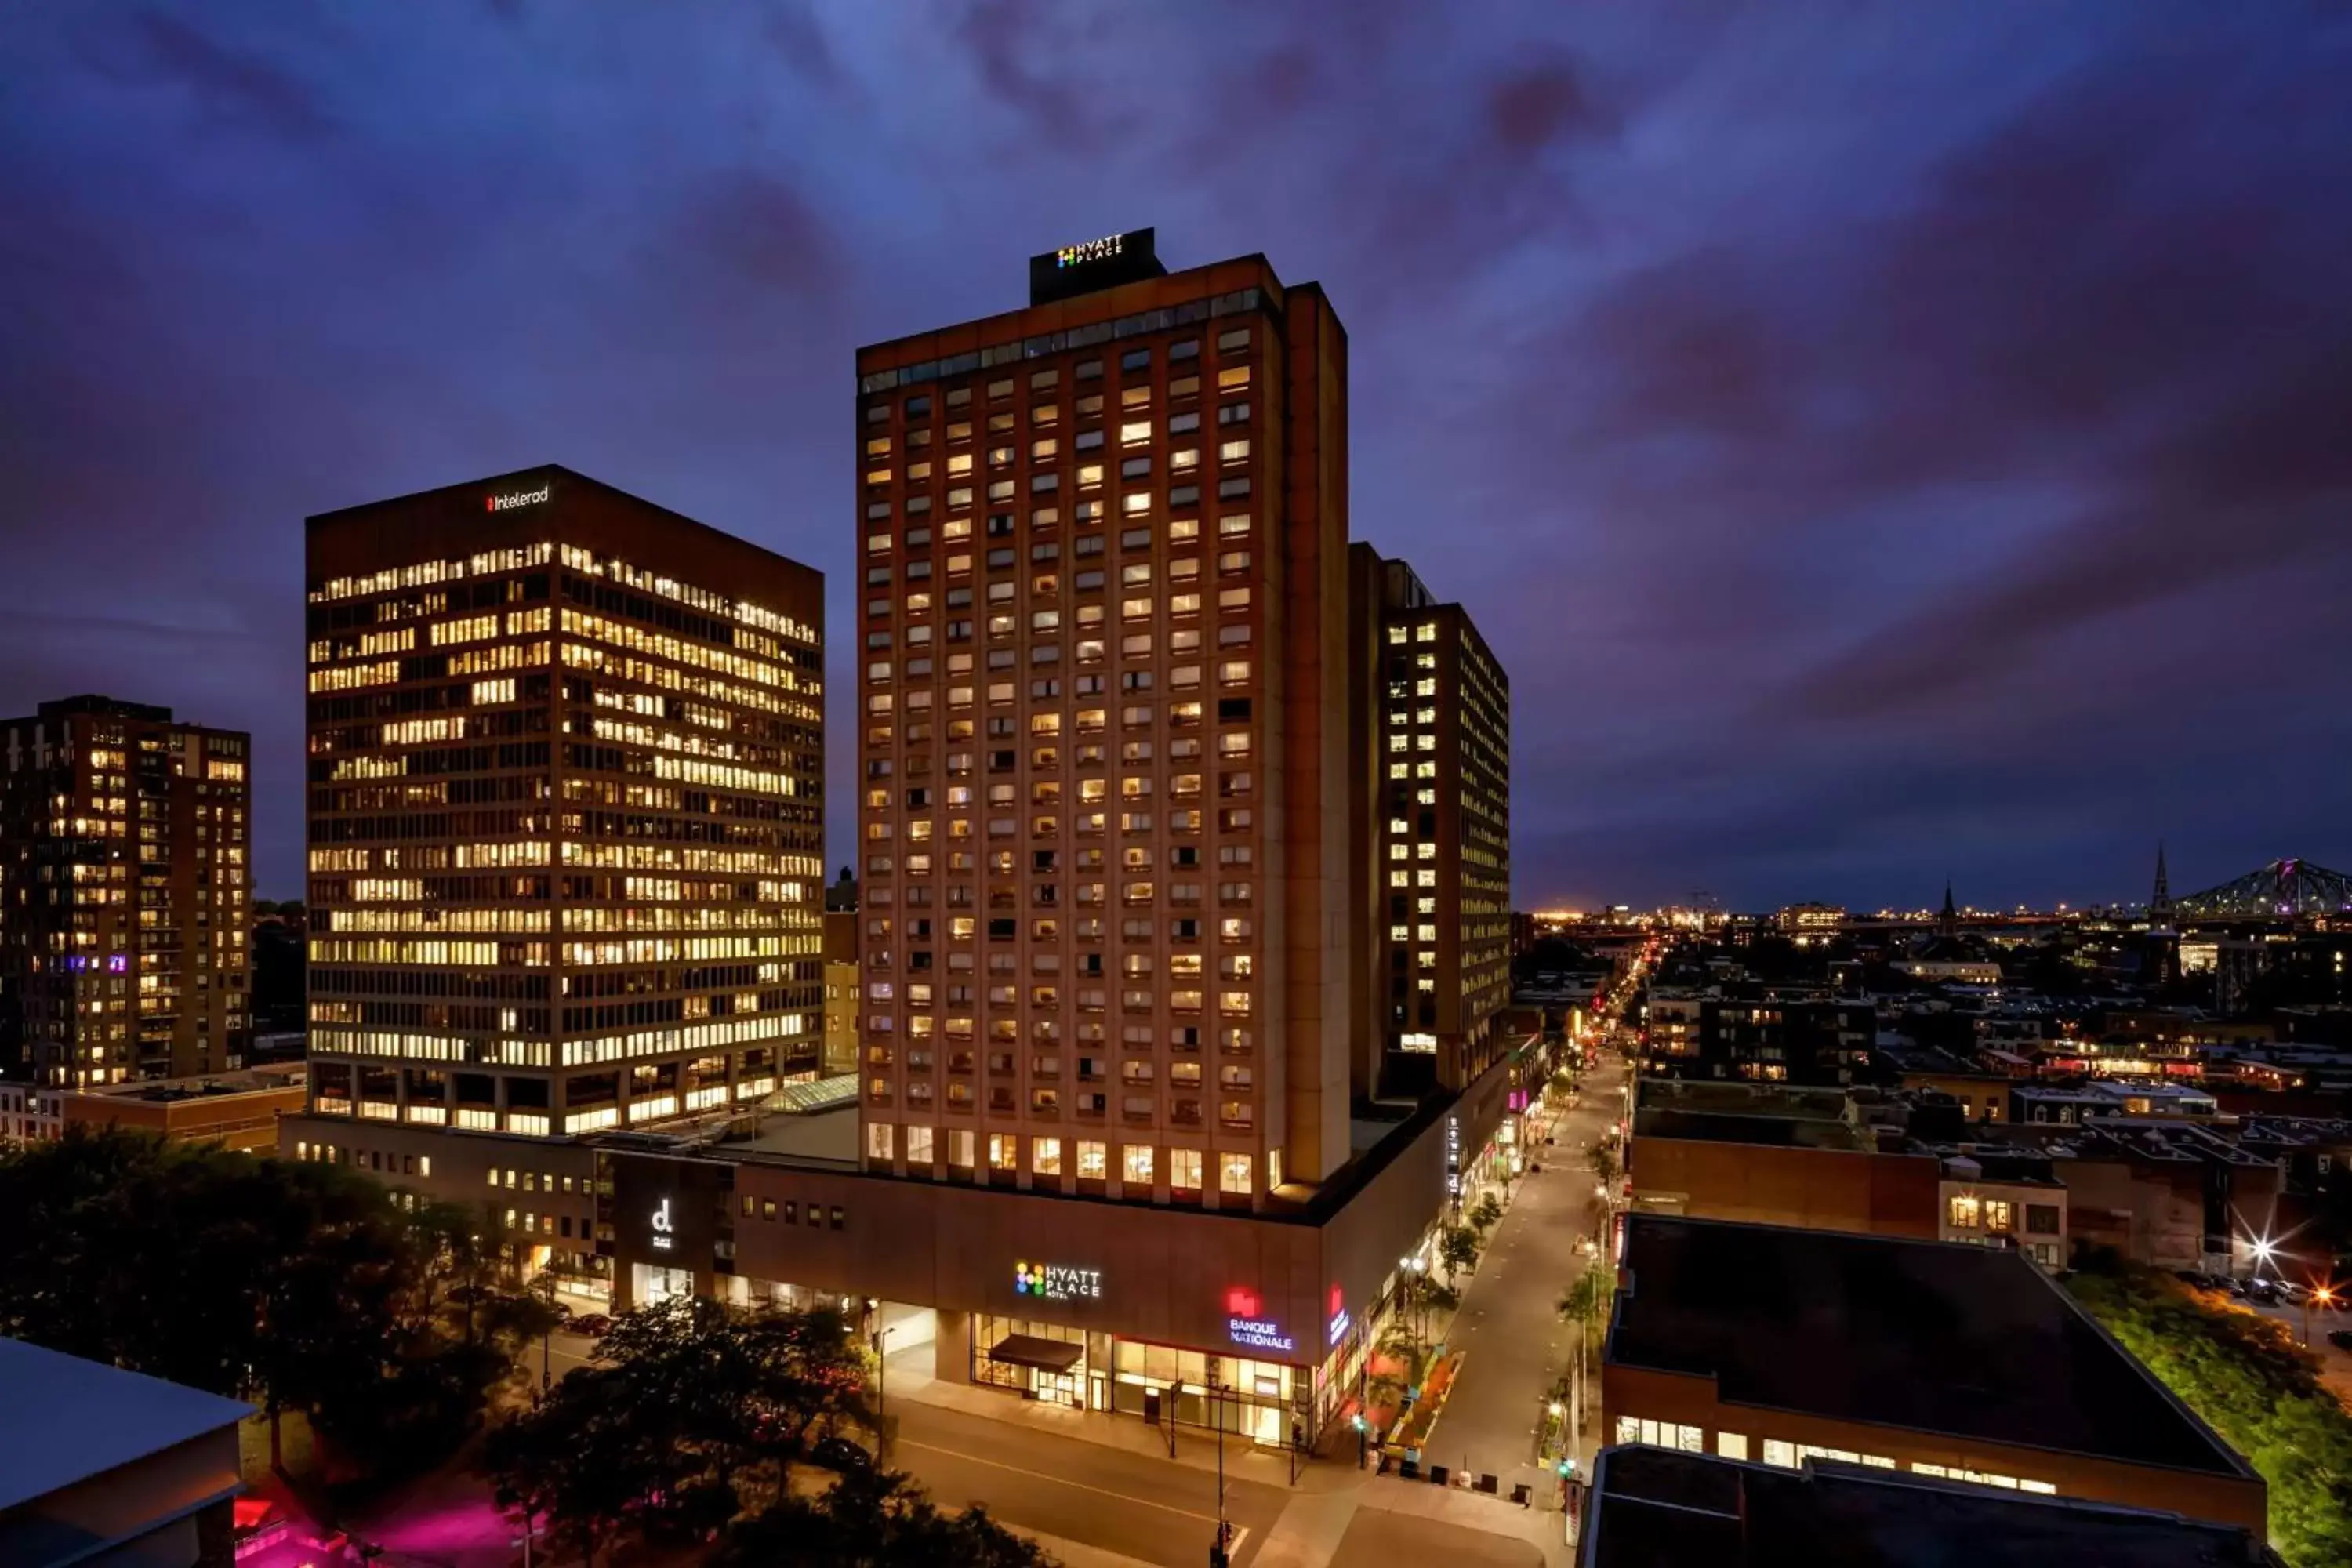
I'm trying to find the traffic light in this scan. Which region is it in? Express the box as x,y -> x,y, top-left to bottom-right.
1556,1456 -> 1577,1477
1352,1413 -> 1367,1432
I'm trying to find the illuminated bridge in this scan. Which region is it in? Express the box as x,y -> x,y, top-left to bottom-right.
2175,858 -> 2352,922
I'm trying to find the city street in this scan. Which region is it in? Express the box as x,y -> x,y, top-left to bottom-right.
890,1400 -> 1292,1567
1418,1054 -> 1628,1501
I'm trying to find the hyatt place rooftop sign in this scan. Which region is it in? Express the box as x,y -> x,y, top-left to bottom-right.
1029,227 -> 1167,306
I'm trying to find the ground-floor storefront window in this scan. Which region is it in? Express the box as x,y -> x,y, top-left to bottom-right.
1105,1340 -> 1302,1445
971,1316 -> 1097,1408
967,1316 -> 1308,1445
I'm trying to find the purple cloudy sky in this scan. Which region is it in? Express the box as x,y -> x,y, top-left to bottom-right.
3,3 -> 2348,912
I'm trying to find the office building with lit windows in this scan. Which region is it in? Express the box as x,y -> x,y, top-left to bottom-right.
589,233 -> 1519,1454
0,697 -> 252,1089
276,466 -> 825,1283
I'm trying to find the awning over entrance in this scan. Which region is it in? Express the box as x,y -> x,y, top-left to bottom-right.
988,1334 -> 1086,1373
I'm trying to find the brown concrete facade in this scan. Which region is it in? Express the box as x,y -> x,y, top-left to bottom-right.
1600,1360 -> 2267,1534
855,254 -> 1357,1204
279,1110 -> 602,1282
604,1055 -> 1513,1439
1626,1134 -> 1940,1238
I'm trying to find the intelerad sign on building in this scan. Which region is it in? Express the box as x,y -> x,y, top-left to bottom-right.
487,483 -> 552,511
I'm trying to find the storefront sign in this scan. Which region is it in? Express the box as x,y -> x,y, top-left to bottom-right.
1015,1259 -> 1102,1303
1446,1115 -> 1461,1196
650,1197 -> 674,1250
1229,1317 -> 1294,1354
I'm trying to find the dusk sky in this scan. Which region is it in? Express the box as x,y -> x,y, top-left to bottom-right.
4,4 -> 2347,912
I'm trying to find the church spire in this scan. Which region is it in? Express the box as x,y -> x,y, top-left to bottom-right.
1939,878 -> 1957,938
2151,840 -> 2174,927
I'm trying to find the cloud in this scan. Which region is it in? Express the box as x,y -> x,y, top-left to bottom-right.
123,11 -> 339,141
1486,60 -> 1614,154
677,169 -> 843,295
1,4 -> 2345,909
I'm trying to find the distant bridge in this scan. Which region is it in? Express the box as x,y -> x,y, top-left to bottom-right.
2175,858 -> 2352,921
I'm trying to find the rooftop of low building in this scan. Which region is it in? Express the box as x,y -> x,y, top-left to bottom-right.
1581,1446 -> 2279,1567
0,1337 -> 251,1517
1632,1078 -> 1885,1153
66,1063 -> 307,1103
1606,1215 -> 2252,1479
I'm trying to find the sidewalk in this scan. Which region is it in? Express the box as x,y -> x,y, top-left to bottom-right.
884,1346 -> 1331,1493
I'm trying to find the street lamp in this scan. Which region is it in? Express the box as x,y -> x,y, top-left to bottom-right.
2303,1284 -> 2336,1349
866,1297 -> 893,1455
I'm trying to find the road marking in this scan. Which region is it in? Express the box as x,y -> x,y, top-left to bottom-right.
895,1437 -> 1242,1526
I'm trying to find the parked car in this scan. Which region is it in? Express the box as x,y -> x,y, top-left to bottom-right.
572,1312 -> 615,1338
2243,1278 -> 2282,1306
810,1434 -> 873,1473
2328,1329 -> 2352,1352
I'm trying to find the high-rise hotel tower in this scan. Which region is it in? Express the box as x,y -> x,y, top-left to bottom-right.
851,230 -> 1512,1213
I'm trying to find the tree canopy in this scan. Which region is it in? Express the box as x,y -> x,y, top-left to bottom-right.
481,1294 -> 877,1559
0,1127 -> 554,1476
2069,1255 -> 2352,1568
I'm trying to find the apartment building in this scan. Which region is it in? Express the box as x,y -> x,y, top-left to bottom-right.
0,697 -> 252,1088
823,909 -> 858,1077
1355,550 -> 1512,1094
278,466 -> 825,1279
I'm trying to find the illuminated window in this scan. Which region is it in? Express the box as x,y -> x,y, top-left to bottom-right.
1123,1143 -> 1155,1184
1219,1152 -> 1253,1196
1170,1148 -> 1203,1190
1033,1137 -> 1062,1176
867,1122 -> 895,1160
1076,1140 -> 1108,1179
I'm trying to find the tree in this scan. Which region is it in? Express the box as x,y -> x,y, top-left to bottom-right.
1590,1142 -> 1621,1188
1439,1224 -> 1481,1285
714,1468 -> 1051,1567
1468,1192 -> 1504,1236
0,1127 -> 539,1481
483,1366 -> 659,1568
2070,1254 -> 2352,1567
1557,1263 -> 1614,1340
481,1295 -> 877,1559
